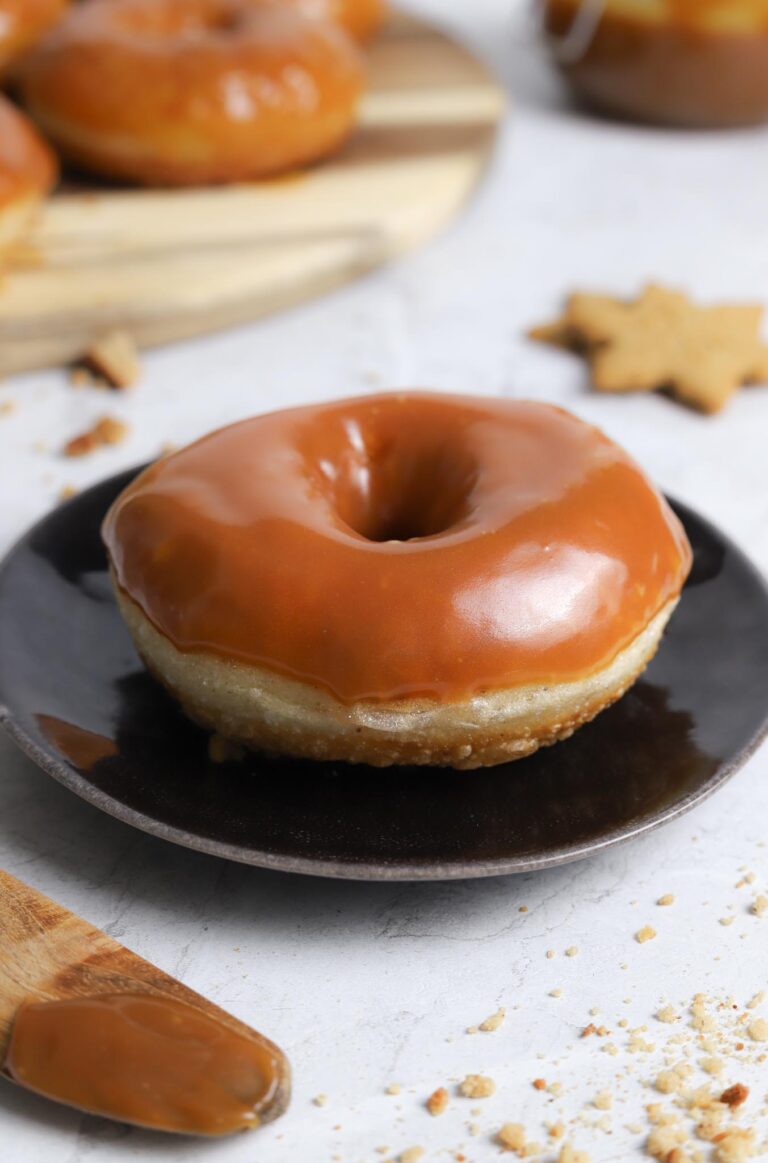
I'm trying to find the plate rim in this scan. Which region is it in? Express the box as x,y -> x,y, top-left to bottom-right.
1,472 -> 768,882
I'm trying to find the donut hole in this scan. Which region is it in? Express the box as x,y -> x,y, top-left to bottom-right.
331,442 -> 478,543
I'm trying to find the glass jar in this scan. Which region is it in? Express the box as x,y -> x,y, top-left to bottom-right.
541,0 -> 768,127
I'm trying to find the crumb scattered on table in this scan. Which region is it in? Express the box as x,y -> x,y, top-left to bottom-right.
426,1087 -> 448,1116
459,1074 -> 495,1099
63,415 -> 129,457
479,1008 -> 506,1032
81,329 -> 141,389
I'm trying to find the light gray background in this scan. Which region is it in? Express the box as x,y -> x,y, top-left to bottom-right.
2,2 -> 768,1159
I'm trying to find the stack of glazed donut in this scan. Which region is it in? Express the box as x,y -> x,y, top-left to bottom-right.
0,0 -> 386,250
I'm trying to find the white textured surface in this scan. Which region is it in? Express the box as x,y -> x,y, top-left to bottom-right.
2,2 -> 768,1160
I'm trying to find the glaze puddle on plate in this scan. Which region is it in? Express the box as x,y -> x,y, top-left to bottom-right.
0,469 -> 767,881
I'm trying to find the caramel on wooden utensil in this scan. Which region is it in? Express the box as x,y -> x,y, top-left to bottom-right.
0,870 -> 290,1135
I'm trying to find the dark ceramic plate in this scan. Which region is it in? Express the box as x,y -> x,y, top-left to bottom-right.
1,469 -> 768,881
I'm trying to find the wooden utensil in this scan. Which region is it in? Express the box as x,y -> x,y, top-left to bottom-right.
0,869 -> 290,1133
0,12 -> 504,377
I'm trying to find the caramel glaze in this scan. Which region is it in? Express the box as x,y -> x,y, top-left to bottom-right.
20,0 -> 364,186
103,394 -> 692,705
545,0 -> 768,127
0,0 -> 68,77
5,994 -> 284,1136
0,95 -> 57,211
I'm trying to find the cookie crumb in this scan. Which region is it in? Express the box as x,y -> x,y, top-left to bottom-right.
497,1123 -> 526,1152
719,1083 -> 749,1108
426,1087 -> 448,1117
636,925 -> 657,944
593,1090 -> 612,1110
63,415 -> 128,457
386,1083 -> 401,1096
399,1148 -> 424,1163
557,1144 -> 591,1163
750,895 -> 768,917
313,1094 -> 328,1107
533,1078 -> 546,1091
459,1074 -> 495,1099
714,1129 -> 755,1162
654,1065 -> 691,1094
479,1008 -> 506,1032
565,946 -> 579,957
657,894 -> 675,907
646,1120 -> 686,1158
656,1005 -> 678,1024
82,329 -> 141,389
58,484 -> 78,501
550,989 -> 563,999
748,1018 -> 768,1042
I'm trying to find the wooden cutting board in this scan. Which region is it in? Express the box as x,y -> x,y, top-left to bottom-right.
0,12 -> 504,377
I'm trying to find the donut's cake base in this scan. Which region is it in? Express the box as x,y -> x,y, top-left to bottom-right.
115,583 -> 678,770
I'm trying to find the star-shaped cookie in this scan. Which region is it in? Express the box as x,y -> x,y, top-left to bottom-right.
530,284 -> 768,413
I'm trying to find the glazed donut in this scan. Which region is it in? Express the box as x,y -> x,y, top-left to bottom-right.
103,394 -> 692,770
19,0 -> 365,186
0,0 -> 68,79
0,95 -> 57,254
284,0 -> 386,43
544,0 -> 768,128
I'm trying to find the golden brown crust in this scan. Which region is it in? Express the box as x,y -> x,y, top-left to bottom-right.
113,577 -> 678,769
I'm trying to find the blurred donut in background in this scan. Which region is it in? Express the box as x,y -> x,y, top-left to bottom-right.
18,0 -> 366,186
0,94 -> 57,254
542,0 -> 768,127
282,0 -> 386,43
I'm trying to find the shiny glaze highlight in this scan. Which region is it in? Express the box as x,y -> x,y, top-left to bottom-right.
103,393 -> 692,703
